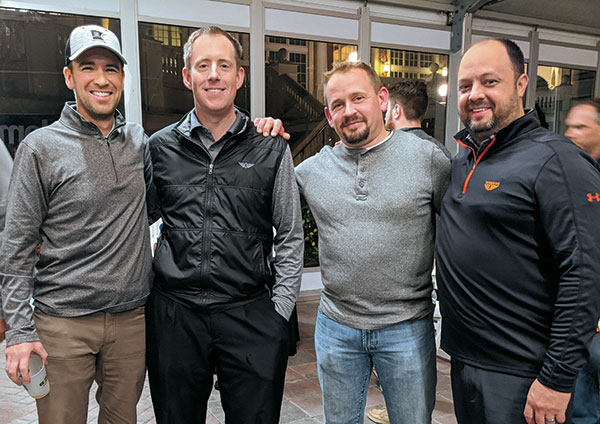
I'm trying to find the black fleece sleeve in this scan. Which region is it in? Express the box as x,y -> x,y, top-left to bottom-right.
535,149 -> 600,392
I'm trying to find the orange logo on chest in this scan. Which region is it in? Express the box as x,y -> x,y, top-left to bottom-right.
588,193 -> 600,202
484,181 -> 500,191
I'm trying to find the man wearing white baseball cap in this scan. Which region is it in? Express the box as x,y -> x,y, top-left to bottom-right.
1,24 -> 153,424
65,24 -> 128,65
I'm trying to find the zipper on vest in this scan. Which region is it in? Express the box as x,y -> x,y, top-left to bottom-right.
174,127 -> 217,304
201,160 -> 215,305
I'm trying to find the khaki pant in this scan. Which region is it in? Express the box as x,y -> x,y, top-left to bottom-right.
33,307 -> 146,424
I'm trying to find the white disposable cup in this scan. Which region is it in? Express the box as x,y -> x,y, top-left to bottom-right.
20,353 -> 50,399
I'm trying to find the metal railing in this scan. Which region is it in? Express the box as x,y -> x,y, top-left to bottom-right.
292,118 -> 337,166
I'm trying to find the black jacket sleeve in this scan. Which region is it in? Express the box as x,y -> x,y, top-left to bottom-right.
535,149 -> 600,392
145,134 -> 161,224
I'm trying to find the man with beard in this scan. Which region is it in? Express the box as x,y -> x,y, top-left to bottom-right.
295,61 -> 450,423
436,39 -> 600,424
1,25 -> 152,423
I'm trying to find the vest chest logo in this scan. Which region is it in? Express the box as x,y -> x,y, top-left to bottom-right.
238,161 -> 255,169
587,192 -> 600,202
484,181 -> 500,191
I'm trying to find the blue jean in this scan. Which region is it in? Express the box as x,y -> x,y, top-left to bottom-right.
314,310 -> 436,424
573,335 -> 600,424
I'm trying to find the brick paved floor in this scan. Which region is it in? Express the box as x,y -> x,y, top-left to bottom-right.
0,292 -> 456,424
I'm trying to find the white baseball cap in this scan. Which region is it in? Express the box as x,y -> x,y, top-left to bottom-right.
65,25 -> 127,65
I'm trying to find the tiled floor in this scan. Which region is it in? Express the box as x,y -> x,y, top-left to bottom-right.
0,291 -> 457,424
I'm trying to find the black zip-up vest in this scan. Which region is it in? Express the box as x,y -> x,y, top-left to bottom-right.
149,111 -> 287,311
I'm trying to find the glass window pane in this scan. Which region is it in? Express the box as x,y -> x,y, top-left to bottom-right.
0,7 -> 121,156
265,35 -> 357,267
139,23 -> 250,136
371,47 -> 448,142
535,65 -> 596,134
265,36 -> 357,165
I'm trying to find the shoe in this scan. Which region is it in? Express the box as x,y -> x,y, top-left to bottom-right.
367,407 -> 390,424
371,368 -> 383,393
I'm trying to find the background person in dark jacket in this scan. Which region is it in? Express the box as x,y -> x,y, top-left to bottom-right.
145,26 -> 304,424
436,39 -> 600,424
565,100 -> 600,164
564,99 -> 600,424
385,79 -> 451,158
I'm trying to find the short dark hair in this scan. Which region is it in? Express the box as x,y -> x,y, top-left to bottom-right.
495,38 -> 525,79
323,61 -> 382,104
387,79 -> 428,121
183,26 -> 243,70
573,99 -> 600,124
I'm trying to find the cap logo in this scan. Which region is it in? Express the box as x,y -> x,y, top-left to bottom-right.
90,30 -> 104,41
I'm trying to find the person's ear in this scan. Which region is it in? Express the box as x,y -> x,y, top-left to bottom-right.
63,66 -> 74,90
182,67 -> 192,91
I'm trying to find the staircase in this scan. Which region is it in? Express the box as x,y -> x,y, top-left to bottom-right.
266,66 -> 337,164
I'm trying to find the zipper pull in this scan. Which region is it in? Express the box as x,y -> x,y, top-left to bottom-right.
209,163 -> 214,175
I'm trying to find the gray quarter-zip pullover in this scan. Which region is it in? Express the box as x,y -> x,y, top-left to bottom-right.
1,102 -> 153,346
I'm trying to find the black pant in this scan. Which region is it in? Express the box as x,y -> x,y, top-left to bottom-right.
146,291 -> 290,424
451,358 -> 573,424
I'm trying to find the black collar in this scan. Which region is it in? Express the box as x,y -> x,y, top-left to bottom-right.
454,109 -> 541,154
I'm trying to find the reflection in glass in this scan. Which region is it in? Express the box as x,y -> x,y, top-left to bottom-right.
264,36 -> 357,166
139,23 -> 250,135
371,47 -> 448,142
0,7 -> 121,156
535,65 -> 596,134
